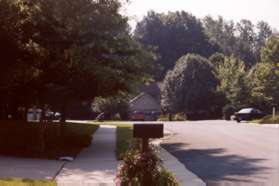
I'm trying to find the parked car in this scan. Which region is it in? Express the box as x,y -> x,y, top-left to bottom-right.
130,111 -> 145,121
234,108 -> 265,122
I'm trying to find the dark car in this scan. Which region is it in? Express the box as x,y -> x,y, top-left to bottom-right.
234,108 -> 265,122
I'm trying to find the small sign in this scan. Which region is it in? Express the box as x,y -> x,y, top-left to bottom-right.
133,123 -> 164,139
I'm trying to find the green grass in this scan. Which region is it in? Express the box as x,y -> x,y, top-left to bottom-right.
252,115 -> 279,124
87,121 -> 133,125
0,120 -> 99,159
116,124 -> 139,160
0,178 -> 56,186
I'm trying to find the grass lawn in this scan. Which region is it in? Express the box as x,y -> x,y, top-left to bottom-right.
0,120 -> 99,159
87,121 -> 133,126
116,124 -> 136,160
252,114 -> 279,124
0,178 -> 56,186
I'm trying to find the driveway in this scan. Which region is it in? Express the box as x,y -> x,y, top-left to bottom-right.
162,120 -> 279,186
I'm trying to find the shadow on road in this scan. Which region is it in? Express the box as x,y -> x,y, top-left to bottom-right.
162,143 -> 271,185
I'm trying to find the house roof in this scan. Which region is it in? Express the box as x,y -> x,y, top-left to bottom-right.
129,93 -> 145,104
129,92 -> 161,112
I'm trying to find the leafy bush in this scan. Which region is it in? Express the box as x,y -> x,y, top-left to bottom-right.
92,96 -> 129,120
0,121 -> 99,159
222,105 -> 236,120
117,145 -> 178,186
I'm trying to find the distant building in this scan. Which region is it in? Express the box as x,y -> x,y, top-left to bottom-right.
129,82 -> 161,121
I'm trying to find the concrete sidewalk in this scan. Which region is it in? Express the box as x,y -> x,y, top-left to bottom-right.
0,156 -> 63,180
56,125 -> 117,186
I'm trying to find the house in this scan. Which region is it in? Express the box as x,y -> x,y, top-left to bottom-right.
129,82 -> 161,121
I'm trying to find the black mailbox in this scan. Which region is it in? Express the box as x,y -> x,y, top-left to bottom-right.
133,123 -> 164,138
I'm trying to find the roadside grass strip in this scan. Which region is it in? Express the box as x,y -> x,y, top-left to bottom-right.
0,178 -> 56,186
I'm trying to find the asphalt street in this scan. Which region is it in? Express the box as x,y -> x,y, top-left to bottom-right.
162,120 -> 279,186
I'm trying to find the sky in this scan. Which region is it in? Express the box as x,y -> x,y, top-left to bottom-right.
121,0 -> 279,31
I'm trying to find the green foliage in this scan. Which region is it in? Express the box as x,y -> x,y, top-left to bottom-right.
117,145 -> 179,186
209,52 -> 225,67
247,63 -> 279,110
0,0 -> 154,119
0,121 -> 99,159
261,35 -> 279,65
161,54 -> 218,116
203,16 -> 272,66
215,56 -> 249,109
134,11 -> 218,80
92,94 -> 129,120
116,124 -> 138,160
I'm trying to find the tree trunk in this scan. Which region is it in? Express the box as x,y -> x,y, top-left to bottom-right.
0,104 -> 4,120
168,113 -> 172,121
39,106 -> 47,156
59,104 -> 67,153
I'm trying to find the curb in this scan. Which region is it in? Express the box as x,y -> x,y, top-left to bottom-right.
152,139 -> 206,186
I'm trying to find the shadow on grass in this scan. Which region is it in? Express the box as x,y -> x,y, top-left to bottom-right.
162,143 -> 271,185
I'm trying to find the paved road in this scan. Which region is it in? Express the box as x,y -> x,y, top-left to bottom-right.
162,120 -> 279,186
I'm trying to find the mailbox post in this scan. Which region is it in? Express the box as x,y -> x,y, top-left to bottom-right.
133,123 -> 164,152
133,123 -> 164,185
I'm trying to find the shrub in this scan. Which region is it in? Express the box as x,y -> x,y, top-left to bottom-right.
117,144 -> 178,186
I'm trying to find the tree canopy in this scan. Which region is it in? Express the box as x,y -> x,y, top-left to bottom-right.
203,16 -> 272,66
0,0 -> 154,119
215,56 -> 249,109
248,62 -> 279,109
134,11 -> 218,80
161,54 -> 218,117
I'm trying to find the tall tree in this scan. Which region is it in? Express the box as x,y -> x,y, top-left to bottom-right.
161,54 -> 218,118
14,0 -> 155,116
0,0 -> 38,119
261,35 -> 279,65
254,21 -> 272,61
203,16 -> 236,56
135,11 -> 218,80
215,56 -> 249,109
0,0 -> 154,152
203,16 -> 272,66
235,19 -> 256,66
248,63 -> 279,110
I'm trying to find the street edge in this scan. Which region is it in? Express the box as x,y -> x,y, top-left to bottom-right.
152,139 -> 206,186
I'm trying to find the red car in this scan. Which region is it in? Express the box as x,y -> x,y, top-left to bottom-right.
130,111 -> 145,121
